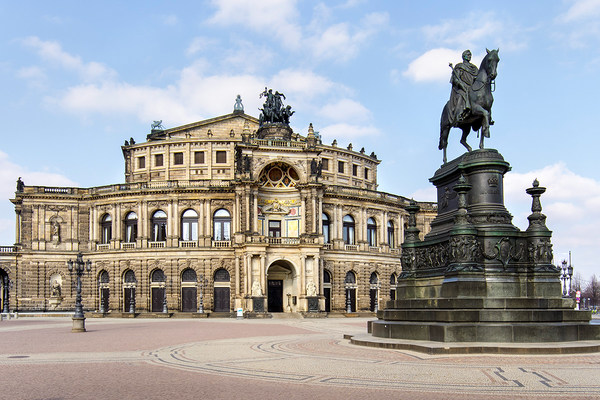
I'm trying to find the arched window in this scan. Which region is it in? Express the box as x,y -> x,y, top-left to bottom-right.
151,269 -> 166,283
345,271 -> 356,285
99,270 -> 109,284
214,268 -> 230,282
387,220 -> 395,248
322,212 -> 331,243
389,273 -> 397,301
367,217 -> 377,246
324,270 -> 332,283
124,212 -> 138,243
369,272 -> 379,312
389,273 -> 397,286
342,215 -> 355,245
213,209 -> 231,241
123,270 -> 136,284
101,214 -> 112,244
181,268 -> 197,283
151,210 -> 167,242
181,209 -> 198,241
370,272 -> 379,285
323,270 -> 332,312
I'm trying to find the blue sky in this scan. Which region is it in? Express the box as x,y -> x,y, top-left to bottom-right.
1,0 -> 599,282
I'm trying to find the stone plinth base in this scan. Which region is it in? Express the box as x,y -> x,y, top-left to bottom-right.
71,317 -> 86,333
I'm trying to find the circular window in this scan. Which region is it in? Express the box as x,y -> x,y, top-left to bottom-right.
259,162 -> 299,188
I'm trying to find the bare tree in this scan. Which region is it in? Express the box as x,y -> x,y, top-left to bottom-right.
572,272 -> 583,293
583,275 -> 599,308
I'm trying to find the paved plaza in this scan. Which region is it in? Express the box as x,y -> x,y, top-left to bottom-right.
1,316 -> 600,399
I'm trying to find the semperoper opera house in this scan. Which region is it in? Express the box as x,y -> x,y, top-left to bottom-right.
0,92 -> 435,316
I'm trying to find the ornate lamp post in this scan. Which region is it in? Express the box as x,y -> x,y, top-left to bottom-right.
162,278 -> 170,314
346,287 -> 352,313
2,277 -> 13,314
198,275 -> 208,314
559,254 -> 574,298
67,252 -> 91,333
129,278 -> 137,314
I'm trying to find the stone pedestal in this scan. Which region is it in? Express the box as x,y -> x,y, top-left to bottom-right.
372,150 -> 600,343
71,316 -> 86,333
307,296 -> 319,312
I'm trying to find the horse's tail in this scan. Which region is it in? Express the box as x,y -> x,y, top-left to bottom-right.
439,102 -> 450,150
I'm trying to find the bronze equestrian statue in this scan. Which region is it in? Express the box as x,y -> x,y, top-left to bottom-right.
439,49 -> 499,163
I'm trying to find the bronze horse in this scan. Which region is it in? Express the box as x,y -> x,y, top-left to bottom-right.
439,49 -> 499,163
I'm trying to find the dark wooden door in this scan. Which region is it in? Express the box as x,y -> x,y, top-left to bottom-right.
213,287 -> 230,312
324,288 -> 331,312
267,280 -> 283,312
151,287 -> 164,312
124,287 -> 132,312
181,287 -> 197,312
101,288 -> 109,312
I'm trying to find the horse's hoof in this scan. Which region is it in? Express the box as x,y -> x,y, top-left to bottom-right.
490,120 -> 495,125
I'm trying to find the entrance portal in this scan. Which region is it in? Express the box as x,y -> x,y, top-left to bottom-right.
266,261 -> 296,313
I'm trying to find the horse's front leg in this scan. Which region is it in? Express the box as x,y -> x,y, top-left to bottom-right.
459,127 -> 472,152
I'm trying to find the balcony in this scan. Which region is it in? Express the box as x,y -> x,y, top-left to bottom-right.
323,243 -> 333,250
96,244 -> 110,251
149,241 -> 166,248
268,237 -> 300,245
369,246 -> 381,253
121,242 -> 136,250
345,244 -> 359,251
180,240 -> 197,248
0,246 -> 18,253
212,240 -> 231,248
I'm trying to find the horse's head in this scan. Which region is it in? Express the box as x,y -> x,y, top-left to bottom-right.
483,48 -> 500,80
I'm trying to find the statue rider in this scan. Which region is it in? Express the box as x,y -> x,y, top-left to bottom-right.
448,50 -> 478,125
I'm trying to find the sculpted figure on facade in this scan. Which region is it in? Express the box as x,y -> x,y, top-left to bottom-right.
306,280 -> 317,297
251,280 -> 263,296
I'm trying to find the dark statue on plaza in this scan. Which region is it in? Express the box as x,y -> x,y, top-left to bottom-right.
439,49 -> 499,163
259,88 -> 294,126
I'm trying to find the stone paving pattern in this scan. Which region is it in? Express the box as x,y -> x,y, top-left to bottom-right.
1,317 -> 600,399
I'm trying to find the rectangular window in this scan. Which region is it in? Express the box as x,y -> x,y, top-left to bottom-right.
321,158 -> 329,171
352,165 -> 358,176
155,154 -> 163,167
216,151 -> 227,163
138,156 -> 145,169
194,151 -> 205,164
268,220 -> 281,237
173,152 -> 184,165
364,168 -> 369,180
338,161 -> 345,174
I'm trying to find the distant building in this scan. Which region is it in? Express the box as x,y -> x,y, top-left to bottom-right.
0,101 -> 435,315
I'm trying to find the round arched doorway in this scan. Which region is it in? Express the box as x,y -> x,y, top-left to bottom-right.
266,261 -> 297,313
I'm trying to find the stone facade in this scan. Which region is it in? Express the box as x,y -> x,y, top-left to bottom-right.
0,108 -> 436,315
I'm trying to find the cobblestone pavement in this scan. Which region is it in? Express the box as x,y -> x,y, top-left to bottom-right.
1,317 -> 599,400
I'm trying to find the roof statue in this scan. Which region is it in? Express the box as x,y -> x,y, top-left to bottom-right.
151,120 -> 165,132
258,87 -> 294,126
233,94 -> 244,113
439,49 -> 499,163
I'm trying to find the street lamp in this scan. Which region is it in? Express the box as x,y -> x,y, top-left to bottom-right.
346,287 -> 352,313
198,275 -> 208,314
162,278 -> 171,314
2,277 -> 13,313
67,252 -> 92,333
559,256 -> 574,298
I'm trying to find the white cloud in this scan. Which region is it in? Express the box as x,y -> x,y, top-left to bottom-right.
207,0 -> 302,49
319,123 -> 380,140
422,12 -> 504,49
270,69 -> 337,100
318,99 -> 371,123
504,162 -> 600,278
186,37 -> 218,56
404,48 -> 461,83
17,66 -> 47,88
21,36 -> 116,82
163,15 -> 179,26
558,0 -> 600,22
307,12 -> 389,62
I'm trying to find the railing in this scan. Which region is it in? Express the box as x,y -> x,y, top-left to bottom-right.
251,138 -> 306,149
180,240 -> 197,248
369,246 -> 381,253
390,248 -> 401,255
322,243 -> 333,250
268,237 -> 300,245
96,244 -> 110,251
345,244 -> 359,251
149,241 -> 166,248
212,240 -> 231,248
0,246 -> 18,253
121,242 -> 136,250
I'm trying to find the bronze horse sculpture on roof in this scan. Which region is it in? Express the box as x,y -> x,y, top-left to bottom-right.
439,48 -> 499,164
